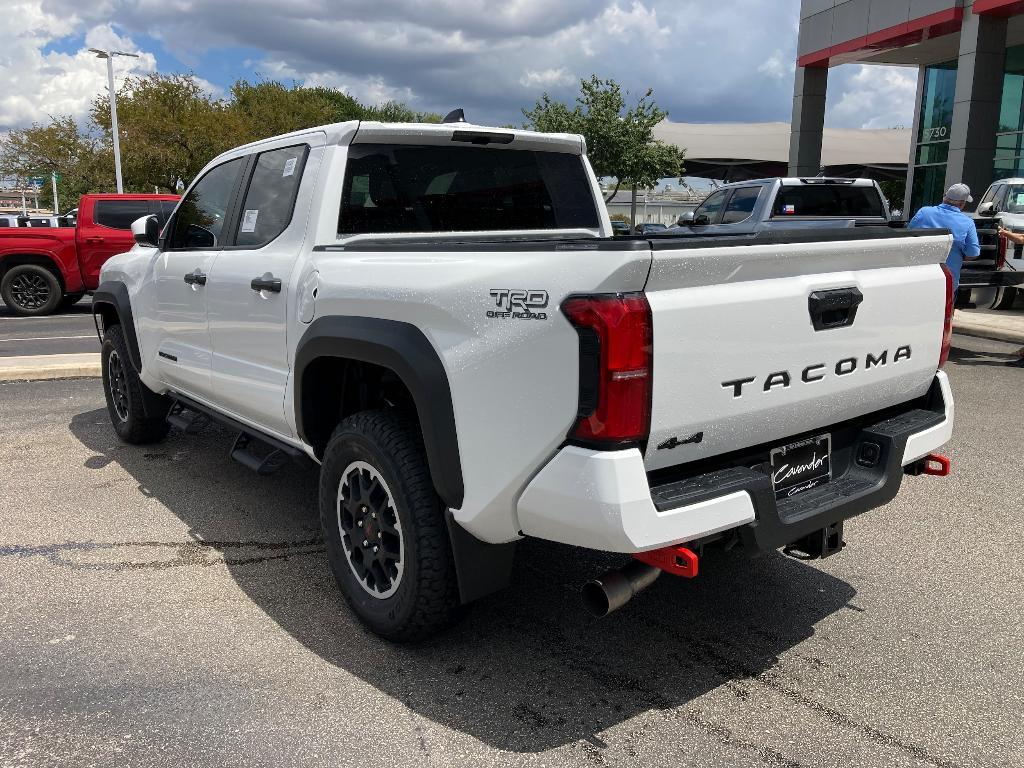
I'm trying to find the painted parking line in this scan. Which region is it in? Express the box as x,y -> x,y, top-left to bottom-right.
1,335 -> 96,342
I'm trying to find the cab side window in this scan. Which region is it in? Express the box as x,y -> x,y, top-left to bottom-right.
721,186 -> 761,224
152,200 -> 177,227
167,157 -> 245,250
95,200 -> 152,230
977,185 -> 1000,209
693,189 -> 728,224
234,145 -> 308,247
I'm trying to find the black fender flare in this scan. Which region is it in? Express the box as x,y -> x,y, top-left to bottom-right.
294,316 -> 464,509
92,281 -> 142,372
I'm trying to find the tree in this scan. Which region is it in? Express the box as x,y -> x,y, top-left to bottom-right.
362,100 -> 442,123
230,80 -> 364,143
91,73 -> 241,191
2,72 -> 450,204
0,116 -> 111,211
522,76 -> 684,216
879,178 -> 906,215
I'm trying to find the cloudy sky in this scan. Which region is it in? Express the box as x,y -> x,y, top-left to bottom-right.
1,0 -> 918,133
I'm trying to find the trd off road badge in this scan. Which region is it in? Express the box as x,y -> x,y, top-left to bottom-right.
487,289 -> 549,320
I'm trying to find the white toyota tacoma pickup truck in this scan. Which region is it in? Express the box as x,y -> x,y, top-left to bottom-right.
93,119 -> 956,640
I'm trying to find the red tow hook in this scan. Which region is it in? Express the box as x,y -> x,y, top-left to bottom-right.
923,453 -> 951,477
632,544 -> 699,578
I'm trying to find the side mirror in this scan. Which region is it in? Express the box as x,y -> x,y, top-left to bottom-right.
692,212 -> 710,226
132,215 -> 161,247
678,210 -> 695,225
977,201 -> 997,217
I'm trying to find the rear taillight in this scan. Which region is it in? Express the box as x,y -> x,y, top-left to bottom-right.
562,293 -> 653,447
939,264 -> 954,368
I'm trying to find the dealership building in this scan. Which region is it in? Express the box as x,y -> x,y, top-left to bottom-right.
792,0 -> 1024,214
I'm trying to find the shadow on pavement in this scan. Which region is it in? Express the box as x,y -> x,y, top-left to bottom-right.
947,345 -> 1019,367
69,407 -> 856,753
0,296 -> 92,318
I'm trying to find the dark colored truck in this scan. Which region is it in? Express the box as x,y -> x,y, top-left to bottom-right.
0,193 -> 178,315
671,177 -> 891,235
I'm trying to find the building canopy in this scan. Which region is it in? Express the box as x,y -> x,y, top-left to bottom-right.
653,121 -> 911,182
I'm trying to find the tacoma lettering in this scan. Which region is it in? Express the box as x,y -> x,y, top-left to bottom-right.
722,346 -> 913,398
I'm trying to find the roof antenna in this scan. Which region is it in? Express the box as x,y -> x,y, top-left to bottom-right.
443,108 -> 466,124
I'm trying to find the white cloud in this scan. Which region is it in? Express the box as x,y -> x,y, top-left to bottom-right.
519,68 -> 576,89
0,3 -> 156,130
258,59 -> 416,106
35,0 -> 802,124
827,64 -> 918,129
0,0 -> 920,137
758,50 -> 794,81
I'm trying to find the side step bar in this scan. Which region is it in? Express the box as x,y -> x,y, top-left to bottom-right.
166,393 -> 311,475
230,432 -> 293,476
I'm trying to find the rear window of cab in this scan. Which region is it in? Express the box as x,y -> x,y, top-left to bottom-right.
772,185 -> 885,218
339,143 -> 599,235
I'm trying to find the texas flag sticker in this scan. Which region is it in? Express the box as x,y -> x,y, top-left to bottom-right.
783,204 -> 796,214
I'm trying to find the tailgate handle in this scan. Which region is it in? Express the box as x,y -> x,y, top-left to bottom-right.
808,287 -> 863,331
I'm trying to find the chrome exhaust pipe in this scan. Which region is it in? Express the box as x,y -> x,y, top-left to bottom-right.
581,560 -> 661,617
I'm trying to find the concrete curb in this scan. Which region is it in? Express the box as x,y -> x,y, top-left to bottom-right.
953,312 -> 1024,346
0,353 -> 101,382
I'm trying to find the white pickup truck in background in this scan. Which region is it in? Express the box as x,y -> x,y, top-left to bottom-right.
967,177 -> 1024,309
92,119 -> 956,640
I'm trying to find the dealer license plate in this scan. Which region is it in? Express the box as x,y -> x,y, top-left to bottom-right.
769,434 -> 831,500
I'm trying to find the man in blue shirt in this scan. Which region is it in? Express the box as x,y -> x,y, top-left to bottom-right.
908,183 -> 981,289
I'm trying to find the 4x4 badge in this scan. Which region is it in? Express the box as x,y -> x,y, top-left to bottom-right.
657,432 -> 704,450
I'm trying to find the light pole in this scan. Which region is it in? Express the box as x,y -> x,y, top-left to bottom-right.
89,48 -> 139,194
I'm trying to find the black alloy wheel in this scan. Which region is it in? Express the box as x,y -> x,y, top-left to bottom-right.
1,264 -> 62,316
9,271 -> 50,310
337,460 -> 405,598
107,348 -> 131,422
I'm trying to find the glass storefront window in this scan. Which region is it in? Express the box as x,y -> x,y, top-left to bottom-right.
1000,45 -> 1024,133
994,45 -> 1024,181
910,61 -> 957,213
918,61 -> 957,142
915,143 -> 949,165
993,158 -> 1024,180
911,166 -> 949,214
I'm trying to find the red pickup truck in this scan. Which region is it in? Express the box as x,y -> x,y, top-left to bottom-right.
0,193 -> 178,316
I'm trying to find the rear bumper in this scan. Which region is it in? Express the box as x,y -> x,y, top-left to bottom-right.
517,372 -> 953,554
960,269 -> 1024,288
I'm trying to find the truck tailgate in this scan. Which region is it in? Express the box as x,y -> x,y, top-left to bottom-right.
642,231 -> 952,472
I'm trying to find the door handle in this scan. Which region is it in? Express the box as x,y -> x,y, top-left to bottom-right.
183,270 -> 207,286
85,236 -> 105,244
250,275 -> 282,293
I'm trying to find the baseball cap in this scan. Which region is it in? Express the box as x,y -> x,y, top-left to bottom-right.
945,183 -> 973,203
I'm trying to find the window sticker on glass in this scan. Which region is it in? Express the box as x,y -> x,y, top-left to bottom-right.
241,209 -> 259,232
283,158 -> 297,177
783,204 -> 796,214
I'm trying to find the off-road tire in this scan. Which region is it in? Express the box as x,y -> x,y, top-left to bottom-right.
101,324 -> 171,444
988,286 -> 1018,310
320,409 -> 461,642
1,264 -> 62,316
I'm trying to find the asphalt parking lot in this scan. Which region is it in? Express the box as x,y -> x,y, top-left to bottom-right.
1,334 -> 1022,768
0,298 -> 97,357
